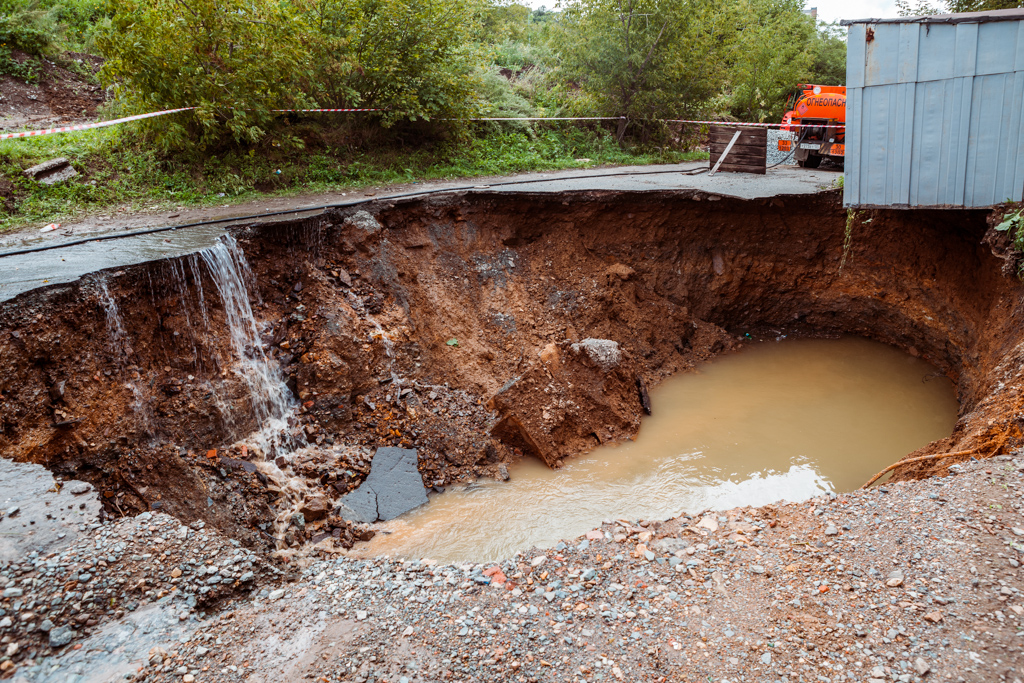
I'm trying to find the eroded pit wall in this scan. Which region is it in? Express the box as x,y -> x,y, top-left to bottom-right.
0,189 -> 1020,541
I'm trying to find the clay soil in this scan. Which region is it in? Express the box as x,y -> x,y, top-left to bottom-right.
0,51 -> 105,132
1,189 -> 1023,551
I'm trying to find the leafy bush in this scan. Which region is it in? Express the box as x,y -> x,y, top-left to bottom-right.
996,208 -> 1024,249
305,0 -> 484,127
492,39 -> 555,72
40,0 -> 108,51
0,8 -> 56,56
97,0 -> 319,150
0,45 -> 40,81
96,0 -> 486,150
477,67 -> 537,119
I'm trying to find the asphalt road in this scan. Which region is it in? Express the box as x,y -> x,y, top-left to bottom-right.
0,163 -> 840,302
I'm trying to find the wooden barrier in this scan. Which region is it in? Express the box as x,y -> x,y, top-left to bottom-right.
708,125 -> 767,175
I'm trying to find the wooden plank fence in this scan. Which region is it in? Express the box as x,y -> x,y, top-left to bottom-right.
708,125 -> 767,175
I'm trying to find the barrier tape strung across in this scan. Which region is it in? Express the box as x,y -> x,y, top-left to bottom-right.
663,118 -> 845,129
1,106 -> 843,142
272,107 -> 385,111
0,107 -> 197,141
0,106 -> 381,141
469,116 -> 624,121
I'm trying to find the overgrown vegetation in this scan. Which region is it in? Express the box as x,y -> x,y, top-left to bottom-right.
995,206 -> 1024,277
0,121 -> 705,232
1,0 -> 847,231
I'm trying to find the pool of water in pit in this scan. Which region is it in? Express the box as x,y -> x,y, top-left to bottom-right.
355,337 -> 959,564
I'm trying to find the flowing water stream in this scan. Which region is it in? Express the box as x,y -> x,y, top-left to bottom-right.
357,337 -> 959,564
98,235 -> 314,546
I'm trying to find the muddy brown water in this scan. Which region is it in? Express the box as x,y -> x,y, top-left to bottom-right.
356,337 -> 958,564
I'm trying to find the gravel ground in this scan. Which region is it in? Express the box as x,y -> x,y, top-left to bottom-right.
767,130 -> 796,168
4,457 -> 1024,682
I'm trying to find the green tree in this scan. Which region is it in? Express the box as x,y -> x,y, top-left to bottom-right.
808,21 -> 846,86
726,0 -> 816,122
557,0 -> 729,137
302,0 -> 485,127
98,0 -> 317,150
97,0 -> 487,149
477,1 -> 532,42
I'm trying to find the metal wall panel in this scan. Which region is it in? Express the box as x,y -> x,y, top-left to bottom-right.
844,15 -> 1024,207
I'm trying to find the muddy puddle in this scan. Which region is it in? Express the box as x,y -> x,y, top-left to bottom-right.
357,337 -> 958,563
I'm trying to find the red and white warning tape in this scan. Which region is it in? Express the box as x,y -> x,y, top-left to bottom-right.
272,107 -> 385,112
0,107 -> 197,141
663,118 -> 845,129
1,106 -> 843,142
0,106 -> 382,141
469,116 -> 624,121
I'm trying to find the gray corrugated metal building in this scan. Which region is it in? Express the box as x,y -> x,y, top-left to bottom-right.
842,9 -> 1024,209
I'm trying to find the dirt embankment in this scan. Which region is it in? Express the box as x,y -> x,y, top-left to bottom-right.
0,51 -> 105,132
0,189 -> 1020,547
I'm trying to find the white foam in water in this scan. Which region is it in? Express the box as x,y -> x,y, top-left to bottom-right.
691,464 -> 832,512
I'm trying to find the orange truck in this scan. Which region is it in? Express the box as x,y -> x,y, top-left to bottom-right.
778,84 -> 846,168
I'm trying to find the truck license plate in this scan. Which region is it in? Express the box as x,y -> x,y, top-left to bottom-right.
800,142 -> 819,150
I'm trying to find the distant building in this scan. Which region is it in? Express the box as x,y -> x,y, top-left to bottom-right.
803,7 -> 818,20
841,9 -> 1024,208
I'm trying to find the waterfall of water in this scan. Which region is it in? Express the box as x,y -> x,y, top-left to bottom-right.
97,279 -> 153,432
194,236 -> 318,548
198,235 -> 304,458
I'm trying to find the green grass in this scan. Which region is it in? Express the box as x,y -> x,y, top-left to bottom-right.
0,121 -> 707,233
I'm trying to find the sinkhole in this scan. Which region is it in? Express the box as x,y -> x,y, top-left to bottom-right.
0,188 -> 1021,559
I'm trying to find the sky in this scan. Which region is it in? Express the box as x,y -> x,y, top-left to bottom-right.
520,0 -> 901,25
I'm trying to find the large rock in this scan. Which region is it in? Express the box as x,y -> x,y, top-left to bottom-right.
23,157 -> 77,185
300,495 -> 330,521
343,210 -> 382,235
571,338 -> 622,370
48,625 -> 75,648
336,447 -> 428,523
487,340 -> 643,468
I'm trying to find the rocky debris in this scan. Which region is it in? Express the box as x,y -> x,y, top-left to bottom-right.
571,338 -> 622,371
0,459 -> 102,564
21,158 -> 77,186
343,210 -> 382,235
336,447 -> 429,523
28,456 -> 1016,683
487,341 -> 644,467
341,211 -> 383,251
299,495 -> 330,522
0,512 -> 280,677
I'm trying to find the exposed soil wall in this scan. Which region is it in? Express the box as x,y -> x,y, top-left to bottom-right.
1,189 -> 1020,546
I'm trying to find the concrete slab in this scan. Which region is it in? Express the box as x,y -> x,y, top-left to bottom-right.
336,447 -> 429,524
